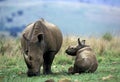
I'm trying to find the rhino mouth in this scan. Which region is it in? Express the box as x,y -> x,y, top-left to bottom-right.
27,71 -> 40,77
65,49 -> 77,56
65,49 -> 72,54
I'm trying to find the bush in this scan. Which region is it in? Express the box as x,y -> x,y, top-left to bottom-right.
102,32 -> 113,41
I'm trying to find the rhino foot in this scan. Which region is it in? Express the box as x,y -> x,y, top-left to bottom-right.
43,70 -> 53,75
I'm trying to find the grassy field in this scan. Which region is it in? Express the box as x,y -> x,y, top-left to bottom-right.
0,34 -> 120,82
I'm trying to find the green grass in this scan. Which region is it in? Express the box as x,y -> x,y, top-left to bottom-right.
0,36 -> 120,82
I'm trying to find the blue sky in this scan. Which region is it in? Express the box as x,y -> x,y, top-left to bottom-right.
0,0 -> 120,37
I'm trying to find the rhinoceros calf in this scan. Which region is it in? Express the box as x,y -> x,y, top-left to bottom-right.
21,18 -> 63,77
66,38 -> 98,74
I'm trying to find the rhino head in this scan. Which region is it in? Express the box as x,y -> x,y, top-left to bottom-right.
23,21 -> 45,77
65,38 -> 87,56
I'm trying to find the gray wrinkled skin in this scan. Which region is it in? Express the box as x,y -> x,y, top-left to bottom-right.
66,38 -> 98,74
21,18 -> 63,77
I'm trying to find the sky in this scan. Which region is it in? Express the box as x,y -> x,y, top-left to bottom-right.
0,0 -> 120,37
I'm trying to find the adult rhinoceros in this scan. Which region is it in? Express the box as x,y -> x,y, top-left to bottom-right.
21,18 -> 63,77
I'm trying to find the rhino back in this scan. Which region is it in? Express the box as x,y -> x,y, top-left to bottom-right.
42,20 -> 63,52
21,20 -> 63,53
75,49 -> 98,72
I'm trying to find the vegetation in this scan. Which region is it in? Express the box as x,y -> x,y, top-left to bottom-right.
0,34 -> 120,82
102,32 -> 113,41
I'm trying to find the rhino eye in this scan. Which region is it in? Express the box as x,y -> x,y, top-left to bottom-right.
25,50 -> 28,54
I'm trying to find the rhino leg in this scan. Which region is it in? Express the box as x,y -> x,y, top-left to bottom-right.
73,64 -> 83,74
43,52 -> 56,74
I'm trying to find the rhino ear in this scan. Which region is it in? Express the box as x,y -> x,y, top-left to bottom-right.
81,40 -> 85,45
37,33 -> 44,42
78,38 -> 82,46
31,33 -> 44,43
23,33 -> 29,41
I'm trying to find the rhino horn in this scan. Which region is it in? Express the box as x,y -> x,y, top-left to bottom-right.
23,54 -> 32,68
